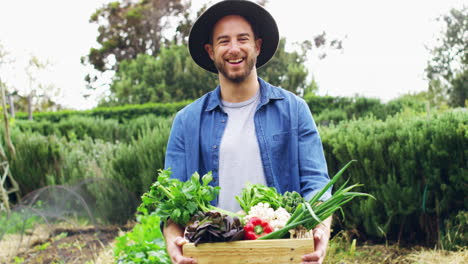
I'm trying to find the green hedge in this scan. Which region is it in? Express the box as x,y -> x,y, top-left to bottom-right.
5,107 -> 466,245
12,114 -> 173,143
306,94 -> 427,125
320,110 -> 467,245
14,94 -> 426,124
15,101 -> 191,122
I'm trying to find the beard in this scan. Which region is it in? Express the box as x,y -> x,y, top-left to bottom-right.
214,55 -> 257,83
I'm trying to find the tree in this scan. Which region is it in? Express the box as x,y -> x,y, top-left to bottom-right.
0,42 -> 20,213
25,56 -> 50,120
105,36 -> 339,105
259,38 -> 308,94
259,36 -> 340,96
0,43 -> 16,118
96,0 -> 343,104
426,6 -> 467,107
101,43 -> 217,106
82,0 -> 190,90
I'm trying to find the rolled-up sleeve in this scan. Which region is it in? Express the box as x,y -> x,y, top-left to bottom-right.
297,99 -> 331,201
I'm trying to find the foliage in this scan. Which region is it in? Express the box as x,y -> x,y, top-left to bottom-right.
13,114 -> 172,144
320,110 -> 468,245
105,38 -> 322,105
104,45 -> 217,105
7,132 -> 63,194
109,122 -> 172,196
14,116 -> 120,142
425,6 -> 467,107
138,170 -> 225,226
4,117 -> 172,223
114,214 -> 170,264
0,210 -> 41,236
258,38 -> 310,95
440,210 -> 468,251
15,100 -> 190,122
5,99 -> 467,246
82,0 -> 190,90
14,93 -> 420,125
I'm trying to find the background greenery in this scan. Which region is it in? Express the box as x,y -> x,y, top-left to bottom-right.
0,2 -> 465,262
4,95 -> 467,248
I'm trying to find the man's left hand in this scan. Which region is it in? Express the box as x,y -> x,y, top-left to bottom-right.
301,216 -> 332,264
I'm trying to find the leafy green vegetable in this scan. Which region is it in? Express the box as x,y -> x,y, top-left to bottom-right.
259,160 -> 375,240
114,214 -> 170,264
185,211 -> 244,245
235,183 -> 283,214
281,191 -> 305,214
138,169 -> 237,226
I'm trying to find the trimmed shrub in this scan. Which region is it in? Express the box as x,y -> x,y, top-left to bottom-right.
13,114 -> 172,143
15,101 -> 190,122
320,110 -> 467,245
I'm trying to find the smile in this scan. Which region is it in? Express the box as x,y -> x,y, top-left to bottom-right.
227,58 -> 244,64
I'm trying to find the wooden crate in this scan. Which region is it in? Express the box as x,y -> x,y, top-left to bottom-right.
183,238 -> 314,264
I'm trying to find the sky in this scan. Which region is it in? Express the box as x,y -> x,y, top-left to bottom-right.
0,0 -> 465,110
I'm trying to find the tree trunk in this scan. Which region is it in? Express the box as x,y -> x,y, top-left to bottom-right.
27,93 -> 33,120
0,84 -> 20,213
8,94 -> 14,118
1,85 -> 16,157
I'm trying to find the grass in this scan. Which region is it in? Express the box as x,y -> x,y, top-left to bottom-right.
324,231 -> 468,264
406,247 -> 467,264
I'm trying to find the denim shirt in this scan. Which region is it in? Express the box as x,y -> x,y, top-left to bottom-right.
164,78 -> 331,203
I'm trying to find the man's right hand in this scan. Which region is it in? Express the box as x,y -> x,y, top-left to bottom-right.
163,220 -> 198,264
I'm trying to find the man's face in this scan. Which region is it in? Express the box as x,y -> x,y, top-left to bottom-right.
204,15 -> 262,83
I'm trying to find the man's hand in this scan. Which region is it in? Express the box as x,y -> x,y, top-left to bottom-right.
163,220 -> 197,264
301,216 -> 332,264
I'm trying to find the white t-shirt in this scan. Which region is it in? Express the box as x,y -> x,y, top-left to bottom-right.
217,91 -> 267,212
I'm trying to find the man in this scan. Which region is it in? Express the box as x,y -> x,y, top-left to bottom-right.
163,1 -> 332,263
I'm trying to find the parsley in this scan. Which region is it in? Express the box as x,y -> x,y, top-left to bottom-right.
138,169 -> 237,226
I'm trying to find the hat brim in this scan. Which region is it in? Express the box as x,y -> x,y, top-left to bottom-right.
188,0 -> 279,73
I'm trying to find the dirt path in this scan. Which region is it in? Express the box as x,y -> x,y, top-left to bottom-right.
0,225 -> 132,264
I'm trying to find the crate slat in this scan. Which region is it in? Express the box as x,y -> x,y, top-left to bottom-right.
183,238 -> 314,264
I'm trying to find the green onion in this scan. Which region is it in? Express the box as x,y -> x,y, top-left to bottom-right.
258,160 -> 375,240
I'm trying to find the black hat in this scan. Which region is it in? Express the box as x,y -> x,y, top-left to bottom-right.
188,0 -> 279,73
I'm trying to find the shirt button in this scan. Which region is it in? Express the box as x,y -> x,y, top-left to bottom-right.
221,120 -> 225,123
213,145 -> 217,149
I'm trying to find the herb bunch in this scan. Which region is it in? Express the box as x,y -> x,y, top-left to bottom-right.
138,169 -> 236,226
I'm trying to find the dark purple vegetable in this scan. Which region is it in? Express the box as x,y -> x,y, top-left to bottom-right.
184,211 -> 244,246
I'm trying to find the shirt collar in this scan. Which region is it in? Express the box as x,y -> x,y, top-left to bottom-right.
205,77 -> 285,112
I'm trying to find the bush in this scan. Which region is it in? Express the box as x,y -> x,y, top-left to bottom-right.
15,101 -> 190,122
440,210 -> 468,250
321,110 -> 468,245
8,132 -> 63,195
110,119 -> 172,196
5,118 -> 172,224
13,114 -> 172,143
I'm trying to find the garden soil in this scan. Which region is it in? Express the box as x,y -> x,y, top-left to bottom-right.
0,225 -> 132,264
1,225 -> 466,264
